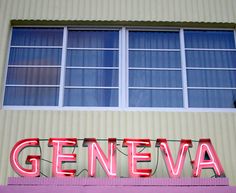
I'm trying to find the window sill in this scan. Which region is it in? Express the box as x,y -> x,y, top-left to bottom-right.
2,106 -> 236,113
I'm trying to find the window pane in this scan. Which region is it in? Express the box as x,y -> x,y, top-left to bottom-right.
4,28 -> 63,107
9,48 -> 62,66
188,89 -> 236,108
129,70 -> 182,87
64,88 -> 118,106
65,30 -> 119,107
186,51 -> 236,68
67,30 -> 119,48
129,89 -> 183,107
65,69 -> 118,87
129,31 -> 180,49
66,50 -> 118,67
129,51 -> 181,68
4,87 -> 59,106
187,70 -> 236,87
185,30 -> 235,49
6,67 -> 60,85
11,28 -> 63,46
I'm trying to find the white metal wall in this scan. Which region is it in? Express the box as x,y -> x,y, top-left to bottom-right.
0,0 -> 236,186
1,0 -> 236,23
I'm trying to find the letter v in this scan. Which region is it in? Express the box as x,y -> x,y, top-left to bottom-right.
156,139 -> 192,178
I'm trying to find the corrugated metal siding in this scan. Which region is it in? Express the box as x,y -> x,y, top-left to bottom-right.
0,0 -> 236,186
0,0 -> 236,23
0,111 -> 236,185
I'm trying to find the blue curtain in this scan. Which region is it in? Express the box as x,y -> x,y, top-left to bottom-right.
128,31 -> 183,107
64,30 -> 119,107
185,30 -> 236,108
4,28 -> 63,106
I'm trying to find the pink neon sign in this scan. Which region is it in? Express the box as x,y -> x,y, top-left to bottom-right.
156,139 -> 192,178
123,138 -> 152,177
48,138 -> 77,177
10,138 -> 40,177
10,138 -> 225,178
83,138 -> 116,177
192,139 -> 225,177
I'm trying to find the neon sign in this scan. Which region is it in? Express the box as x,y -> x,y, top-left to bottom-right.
10,138 -> 225,178
48,138 -> 77,177
83,138 -> 117,177
156,139 -> 192,178
123,139 -> 152,177
10,138 -> 40,177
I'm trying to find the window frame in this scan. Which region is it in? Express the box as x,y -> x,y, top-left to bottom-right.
63,27 -> 121,107
3,26 -> 64,107
3,26 -> 236,111
184,30 -> 236,108
127,28 -> 183,108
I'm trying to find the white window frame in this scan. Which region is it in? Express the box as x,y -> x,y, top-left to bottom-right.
3,26 -> 63,107
3,26 -> 236,112
63,27 -> 120,107
184,29 -> 236,108
127,28 -> 183,108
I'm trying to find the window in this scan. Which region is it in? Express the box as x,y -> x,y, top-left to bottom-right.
3,27 -> 236,109
64,30 -> 119,107
128,31 -> 183,107
185,30 -> 236,108
4,28 -> 63,106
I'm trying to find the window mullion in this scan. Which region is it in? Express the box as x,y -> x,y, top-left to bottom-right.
2,27 -> 13,107
180,29 -> 188,108
58,27 -> 68,107
234,29 -> 236,50
125,28 -> 129,108
120,27 -> 128,108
